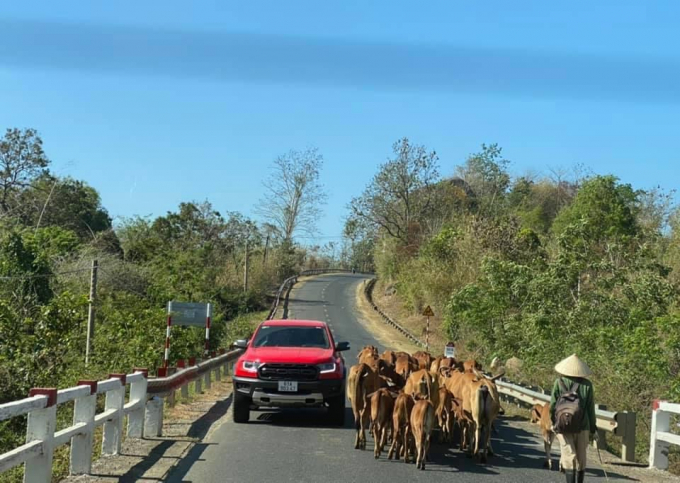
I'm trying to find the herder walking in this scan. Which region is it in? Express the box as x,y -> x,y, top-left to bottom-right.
550,354 -> 597,483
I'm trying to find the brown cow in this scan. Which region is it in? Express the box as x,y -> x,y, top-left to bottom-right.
413,351 -> 434,370
451,396 -> 473,451
380,350 -> 396,365
370,388 -> 395,459
388,391 -> 415,462
463,359 -> 482,373
410,394 -> 435,470
358,345 -> 379,364
395,353 -> 415,382
404,369 -> 440,409
531,403 -> 556,469
435,387 -> 454,443
461,369 -> 504,463
347,362 -> 381,449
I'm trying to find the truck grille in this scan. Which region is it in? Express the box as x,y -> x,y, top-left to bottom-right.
258,364 -> 319,381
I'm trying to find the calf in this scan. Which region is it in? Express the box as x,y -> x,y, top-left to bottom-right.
370,388 -> 395,459
410,394 -> 435,470
404,369 -> 440,409
451,397 -> 473,451
435,387 -> 454,443
388,392 -> 414,462
531,403 -> 555,469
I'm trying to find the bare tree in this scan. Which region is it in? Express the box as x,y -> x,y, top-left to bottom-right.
349,138 -> 439,245
0,128 -> 50,214
256,148 -> 327,242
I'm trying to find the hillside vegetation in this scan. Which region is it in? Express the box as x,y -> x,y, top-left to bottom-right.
347,138 -> 680,462
0,129 -> 335,480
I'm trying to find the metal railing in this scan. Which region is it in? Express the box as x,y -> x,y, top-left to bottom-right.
649,399 -> 680,470
0,349 -> 242,482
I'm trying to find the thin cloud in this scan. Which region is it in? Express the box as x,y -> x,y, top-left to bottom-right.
0,18 -> 678,103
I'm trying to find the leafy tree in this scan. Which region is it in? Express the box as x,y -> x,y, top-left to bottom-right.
17,175 -> 112,240
0,128 -> 50,214
256,148 -> 327,242
455,143 -> 510,215
552,175 -> 639,246
349,138 -> 440,246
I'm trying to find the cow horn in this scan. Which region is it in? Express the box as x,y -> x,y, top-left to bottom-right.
490,369 -> 506,382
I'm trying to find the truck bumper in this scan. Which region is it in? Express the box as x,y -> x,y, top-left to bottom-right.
232,376 -> 344,408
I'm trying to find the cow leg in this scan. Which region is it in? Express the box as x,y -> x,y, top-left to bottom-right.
479,425 -> 489,464
388,427 -> 399,460
545,433 -> 555,470
354,412 -> 361,449
373,422 -> 380,458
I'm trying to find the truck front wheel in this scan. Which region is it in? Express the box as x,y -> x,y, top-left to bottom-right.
233,391 -> 250,423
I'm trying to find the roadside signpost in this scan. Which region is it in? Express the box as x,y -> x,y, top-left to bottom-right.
445,341 -> 456,358
164,302 -> 212,367
422,305 -> 435,351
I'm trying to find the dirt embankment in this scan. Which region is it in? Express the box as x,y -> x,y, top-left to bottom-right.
369,279 -> 453,356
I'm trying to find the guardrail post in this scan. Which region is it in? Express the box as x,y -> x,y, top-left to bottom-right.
649,400 -> 670,470
617,411 -> 636,462
127,370 -> 148,438
204,368 -> 212,390
70,381 -> 97,475
24,388 -> 57,483
593,404 -> 607,450
144,396 -> 164,437
102,375 -> 126,456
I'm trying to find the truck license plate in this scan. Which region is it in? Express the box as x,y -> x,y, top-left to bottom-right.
278,381 -> 298,392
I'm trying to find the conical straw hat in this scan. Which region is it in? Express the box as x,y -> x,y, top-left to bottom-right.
554,354 -> 592,378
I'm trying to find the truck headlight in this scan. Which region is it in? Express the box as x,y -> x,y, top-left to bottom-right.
318,362 -> 336,374
242,361 -> 261,373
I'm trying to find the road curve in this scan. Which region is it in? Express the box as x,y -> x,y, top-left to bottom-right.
168,273 -> 618,482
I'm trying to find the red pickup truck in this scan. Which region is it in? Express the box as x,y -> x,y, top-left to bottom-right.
232,319 -> 350,425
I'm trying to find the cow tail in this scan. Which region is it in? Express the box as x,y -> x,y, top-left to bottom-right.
478,385 -> 489,426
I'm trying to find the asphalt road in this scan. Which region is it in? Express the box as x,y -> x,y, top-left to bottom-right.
168,273 -> 619,483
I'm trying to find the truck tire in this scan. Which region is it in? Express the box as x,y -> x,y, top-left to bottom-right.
233,391 -> 250,423
327,393 -> 345,427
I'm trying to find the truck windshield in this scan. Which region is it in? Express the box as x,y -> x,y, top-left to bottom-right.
252,325 -> 330,349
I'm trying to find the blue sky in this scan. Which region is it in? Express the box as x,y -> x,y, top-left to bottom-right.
1,1 -> 678,244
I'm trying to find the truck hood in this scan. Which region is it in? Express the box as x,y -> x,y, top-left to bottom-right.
245,346 -> 335,365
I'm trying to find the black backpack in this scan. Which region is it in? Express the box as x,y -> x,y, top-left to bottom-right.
554,378 -> 583,434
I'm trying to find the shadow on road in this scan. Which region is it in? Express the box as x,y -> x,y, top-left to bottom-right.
251,407 -> 355,430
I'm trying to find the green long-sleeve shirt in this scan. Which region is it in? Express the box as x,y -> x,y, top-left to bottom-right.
549,376 -> 597,434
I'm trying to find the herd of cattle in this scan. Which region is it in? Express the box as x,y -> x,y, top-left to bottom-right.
346,346 -> 555,471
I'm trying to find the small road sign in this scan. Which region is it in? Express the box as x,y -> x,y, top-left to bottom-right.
445,342 -> 456,358
422,305 -> 435,317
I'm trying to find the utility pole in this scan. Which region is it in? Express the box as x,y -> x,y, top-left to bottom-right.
262,233 -> 270,266
244,237 -> 249,292
85,259 -> 98,366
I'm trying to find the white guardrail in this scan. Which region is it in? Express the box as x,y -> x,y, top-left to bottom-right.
0,349 -> 241,483
649,400 -> 680,470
